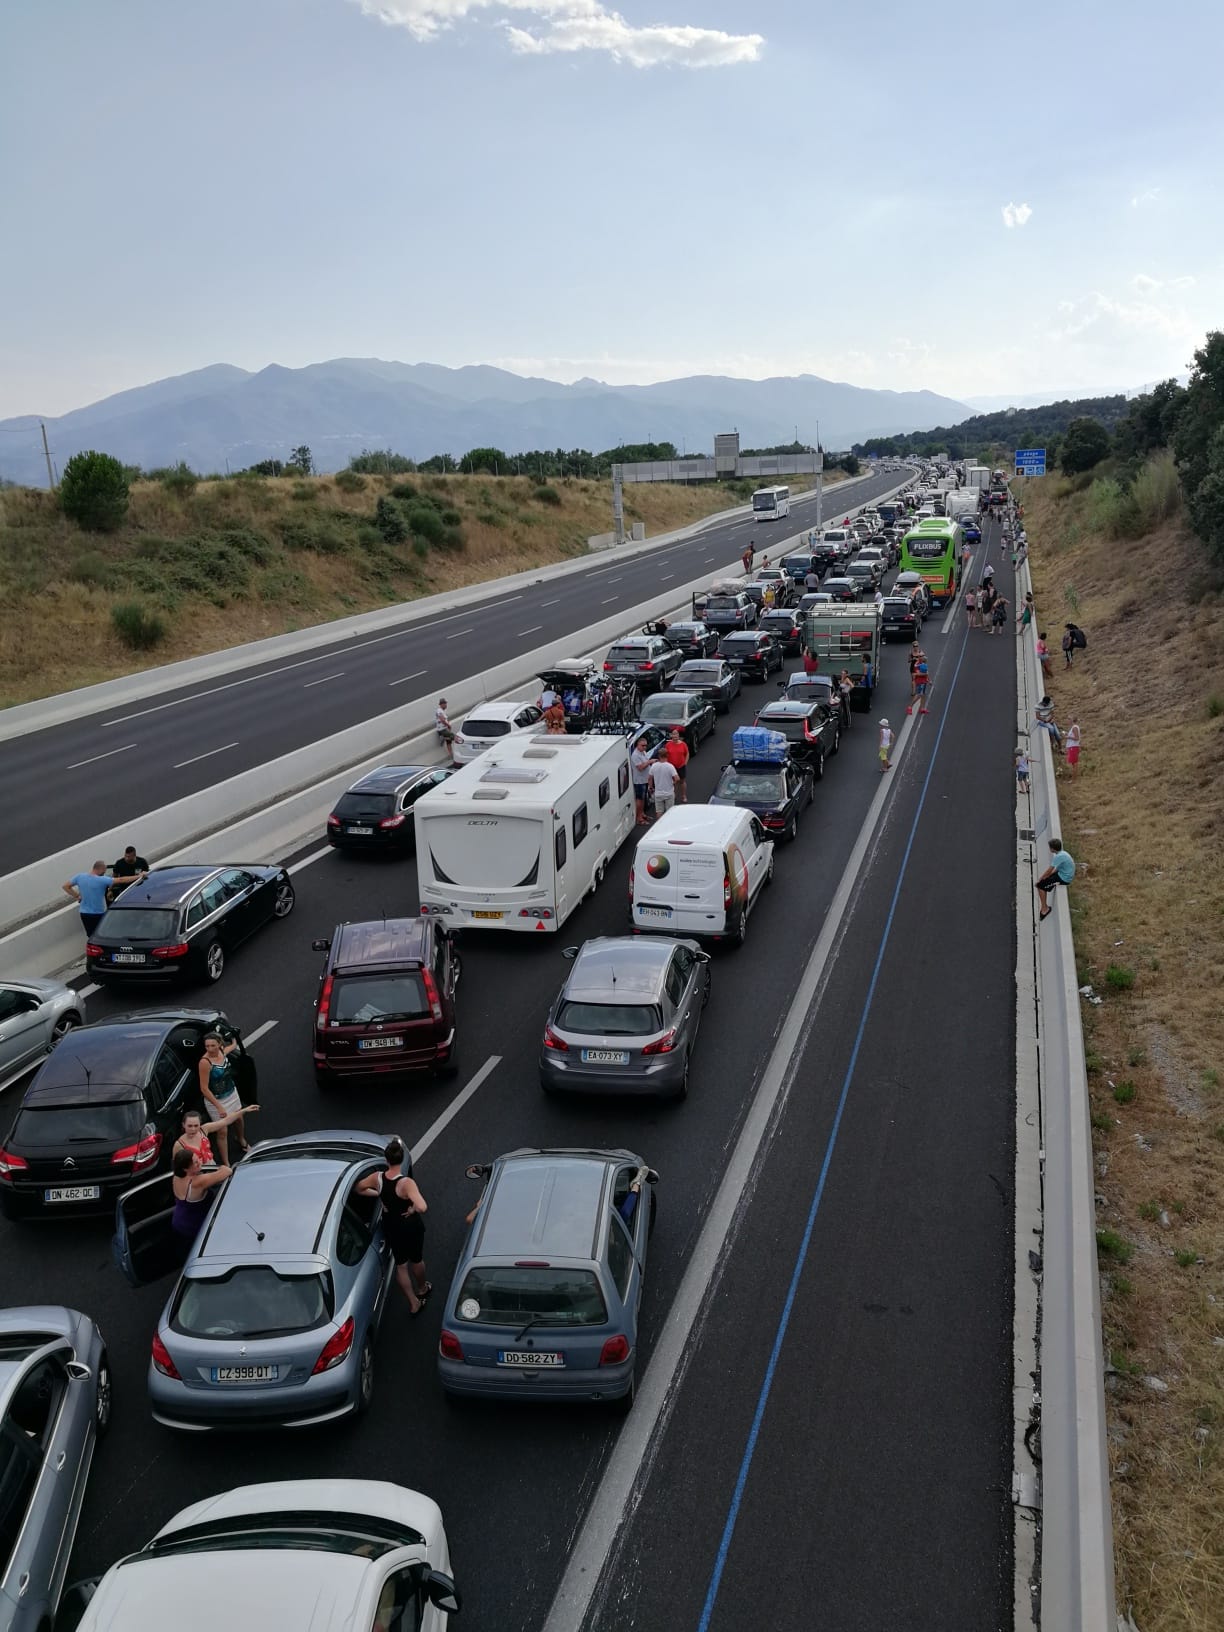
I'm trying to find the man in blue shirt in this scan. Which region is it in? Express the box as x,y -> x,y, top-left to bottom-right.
62,861 -> 118,937
1035,838 -> 1076,921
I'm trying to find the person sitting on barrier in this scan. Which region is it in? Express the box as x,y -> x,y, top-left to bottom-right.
1035,838 -> 1076,921
1033,695 -> 1061,749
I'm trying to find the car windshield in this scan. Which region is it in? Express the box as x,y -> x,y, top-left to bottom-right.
96,908 -> 179,940
638,697 -> 686,722
676,664 -> 719,682
461,718 -> 512,738
455,1266 -> 608,1327
760,615 -> 794,629
330,974 -> 429,1025
11,1102 -> 144,1148
556,1001 -> 662,1036
758,716 -> 810,741
716,769 -> 785,801
720,635 -> 755,649
173,1267 -> 332,1339
607,646 -> 647,662
705,598 -> 740,611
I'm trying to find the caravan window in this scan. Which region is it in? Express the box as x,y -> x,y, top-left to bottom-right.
555,829 -> 567,870
598,778 -> 610,809
573,804 -> 588,847
618,763 -> 630,798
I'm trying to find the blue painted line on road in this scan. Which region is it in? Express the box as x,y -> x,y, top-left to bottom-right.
696,619 -> 974,1632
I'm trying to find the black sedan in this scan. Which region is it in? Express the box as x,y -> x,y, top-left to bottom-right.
709,758 -> 814,844
660,621 -> 720,658
717,631 -> 784,681
636,690 -> 718,753
85,864 -> 295,985
667,659 -> 742,714
754,700 -> 840,776
757,610 -> 804,658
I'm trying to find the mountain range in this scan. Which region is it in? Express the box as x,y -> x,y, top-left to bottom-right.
0,359 -> 974,484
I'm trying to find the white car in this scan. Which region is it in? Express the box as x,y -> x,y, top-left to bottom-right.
66,1480 -> 460,1632
0,977 -> 84,1093
451,699 -> 544,764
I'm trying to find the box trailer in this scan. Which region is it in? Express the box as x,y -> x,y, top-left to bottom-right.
799,605 -> 882,712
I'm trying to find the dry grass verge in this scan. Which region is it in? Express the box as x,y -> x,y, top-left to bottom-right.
1024,472 -> 1224,1632
0,469 -> 846,707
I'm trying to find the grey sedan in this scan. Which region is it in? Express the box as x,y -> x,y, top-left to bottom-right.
667,659 -> 742,714
540,936 -> 711,1099
0,1305 -> 109,1632
113,1130 -> 395,1429
0,979 -> 84,1094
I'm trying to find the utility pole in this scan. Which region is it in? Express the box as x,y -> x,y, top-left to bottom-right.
40,422 -> 55,490
815,421 -> 823,530
612,464 -> 625,545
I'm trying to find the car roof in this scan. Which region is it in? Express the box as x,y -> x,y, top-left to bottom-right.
462,700 -> 534,719
566,937 -> 675,1001
0,1309 -> 88,1391
192,1162 -> 350,1265
25,1021 -> 171,1098
107,866 -> 221,906
330,918 -> 430,971
758,701 -> 817,718
477,1152 -> 611,1260
85,1552 -> 374,1632
347,764 -> 432,794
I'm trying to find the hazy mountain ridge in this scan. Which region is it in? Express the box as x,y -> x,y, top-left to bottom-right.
0,358 -> 973,482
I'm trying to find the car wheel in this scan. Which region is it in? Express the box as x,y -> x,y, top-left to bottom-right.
674,1054 -> 689,1101
612,1371 -> 637,1415
813,748 -> 825,782
273,881 -> 295,918
734,908 -> 749,948
94,1348 -> 112,1437
764,854 -> 775,887
831,727 -> 841,756
356,1335 -> 375,1416
203,941 -> 225,983
50,1011 -> 81,1046
787,809 -> 799,843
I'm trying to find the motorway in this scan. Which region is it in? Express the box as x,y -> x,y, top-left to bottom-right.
0,510 -> 1018,1631
0,471 -> 905,873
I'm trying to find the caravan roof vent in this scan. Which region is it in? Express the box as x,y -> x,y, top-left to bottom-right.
479,767 -> 549,785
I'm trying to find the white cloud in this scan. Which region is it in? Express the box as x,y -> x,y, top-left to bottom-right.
1001,201 -> 1033,229
348,0 -> 764,65
1130,272 -> 1197,294
1130,188 -> 1160,208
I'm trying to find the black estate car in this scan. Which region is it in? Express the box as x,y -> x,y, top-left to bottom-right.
327,764 -> 453,852
86,864 -> 295,985
0,1009 -> 252,1219
709,757 -> 815,844
754,700 -> 840,776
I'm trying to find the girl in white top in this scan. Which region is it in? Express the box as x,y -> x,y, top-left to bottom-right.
878,718 -> 893,772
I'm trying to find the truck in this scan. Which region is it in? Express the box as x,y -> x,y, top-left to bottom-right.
414,732 -> 635,932
799,604 -> 882,712
963,465 -> 990,491
944,489 -> 978,522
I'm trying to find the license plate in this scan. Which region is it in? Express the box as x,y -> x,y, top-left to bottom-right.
581,1048 -> 630,1065
472,910 -> 503,920
44,1185 -> 102,1203
346,825 -> 373,835
358,1036 -> 404,1050
112,953 -> 146,964
496,1351 -> 564,1367
211,1365 -> 279,1383
637,906 -> 672,919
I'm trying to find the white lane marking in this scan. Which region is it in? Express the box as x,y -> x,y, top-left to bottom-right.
66,743 -> 136,770
601,596 -> 618,605
445,628 -> 475,640
389,669 -> 428,687
608,576 -> 623,583
660,573 -> 675,581
288,845 -> 332,875
410,1055 -> 501,1165
704,556 -> 717,562
172,741 -> 238,769
541,709 -> 917,1632
242,1019 -> 278,1047
79,983 -> 100,998
541,598 -> 561,607
303,672 -> 344,688
518,626 -> 543,637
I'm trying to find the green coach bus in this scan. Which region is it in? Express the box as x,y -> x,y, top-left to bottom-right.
899,516 -> 963,606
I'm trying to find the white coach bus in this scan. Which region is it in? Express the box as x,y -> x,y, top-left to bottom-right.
752,484 -> 791,521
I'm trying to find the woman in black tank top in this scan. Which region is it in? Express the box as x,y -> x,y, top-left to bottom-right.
358,1138 -> 431,1315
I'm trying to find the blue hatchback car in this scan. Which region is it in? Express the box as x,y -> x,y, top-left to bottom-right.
438,1148 -> 657,1411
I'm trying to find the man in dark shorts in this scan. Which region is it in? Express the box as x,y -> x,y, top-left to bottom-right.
358,1137 -> 431,1315
1035,838 -> 1076,921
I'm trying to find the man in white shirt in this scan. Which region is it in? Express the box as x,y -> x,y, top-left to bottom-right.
435,699 -> 454,752
631,741 -> 653,824
648,756 -> 679,816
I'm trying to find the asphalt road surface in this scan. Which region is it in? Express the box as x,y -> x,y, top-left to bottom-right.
0,513 -> 1018,1631
0,470 -> 905,872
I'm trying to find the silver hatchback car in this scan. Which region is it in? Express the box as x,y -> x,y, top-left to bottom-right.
539,937 -> 711,1100
0,979 -> 84,1094
113,1131 -> 395,1430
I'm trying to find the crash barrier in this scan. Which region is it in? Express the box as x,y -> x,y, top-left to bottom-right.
1017,554 -> 1117,1629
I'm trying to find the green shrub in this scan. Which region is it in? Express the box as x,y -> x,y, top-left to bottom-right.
66,552 -> 115,589
411,537 -> 429,560
111,601 -> 166,649
333,470 -> 366,494
1106,964 -> 1136,992
476,508 -> 506,529
389,481 -> 418,501
256,566 -> 313,607
1087,477 -> 1138,539
59,450 -> 130,533
291,482 -> 316,503
1131,450 -> 1181,530
1113,1080 -> 1136,1104
374,496 -> 409,544
1096,1229 -> 1133,1264
162,462 -> 199,497
405,501 -> 446,544
531,484 -> 563,506
439,505 -> 462,526
1208,695 -> 1224,719
435,524 -> 465,553
1174,1250 -> 1199,1269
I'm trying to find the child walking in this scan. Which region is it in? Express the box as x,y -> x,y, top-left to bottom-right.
878,717 -> 893,772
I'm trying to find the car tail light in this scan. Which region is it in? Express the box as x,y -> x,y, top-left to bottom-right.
113,1131 -> 161,1169
518,907 -> 553,918
421,968 -> 444,1023
640,661 -> 655,671
152,943 -> 190,960
439,1330 -> 465,1361
600,1335 -> 630,1366
317,974 -> 334,1030
0,1147 -> 29,1180
152,1333 -> 180,1379
543,1025 -> 569,1052
379,813 -> 407,830
723,871 -> 732,910
804,724 -> 817,743
327,813 -> 341,829
763,814 -> 785,829
642,1029 -> 677,1055
603,661 -> 613,671
312,1316 -> 355,1375
85,942 -> 103,958
628,866 -> 634,899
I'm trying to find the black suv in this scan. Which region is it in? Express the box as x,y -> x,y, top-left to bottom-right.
311,917 -> 461,1087
327,764 -> 453,853
86,864 -> 294,985
0,1009 -> 252,1219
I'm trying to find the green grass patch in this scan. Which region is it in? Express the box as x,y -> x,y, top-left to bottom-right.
1106,964 -> 1137,992
111,601 -> 166,650
1113,1080 -> 1137,1105
1174,1250 -> 1199,1269
1096,1228 -> 1133,1263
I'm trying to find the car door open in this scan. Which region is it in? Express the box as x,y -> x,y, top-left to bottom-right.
112,1172 -> 188,1287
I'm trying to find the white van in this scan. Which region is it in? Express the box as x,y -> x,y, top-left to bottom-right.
630,805 -> 774,948
415,733 -> 634,932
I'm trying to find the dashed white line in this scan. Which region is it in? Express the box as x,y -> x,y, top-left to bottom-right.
172,742 -> 238,769
518,626 -> 543,637
661,573 -> 675,581
288,845 -> 333,875
608,576 -> 623,583
445,629 -> 475,640
79,983 -> 100,998
411,1055 -> 502,1164
601,597 -> 618,605
242,1019 -> 279,1047
304,672 -> 344,688
389,670 -> 428,687
67,743 -> 136,770
541,599 -> 561,607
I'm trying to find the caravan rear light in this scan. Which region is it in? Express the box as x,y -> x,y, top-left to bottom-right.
543,1025 -> 569,1052
421,969 -> 444,1023
518,907 -> 553,919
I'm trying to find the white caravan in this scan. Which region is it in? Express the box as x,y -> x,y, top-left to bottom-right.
414,733 -> 634,932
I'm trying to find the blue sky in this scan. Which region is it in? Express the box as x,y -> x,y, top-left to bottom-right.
2,0 -> 1221,417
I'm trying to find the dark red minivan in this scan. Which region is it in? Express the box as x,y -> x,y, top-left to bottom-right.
311,918 -> 461,1088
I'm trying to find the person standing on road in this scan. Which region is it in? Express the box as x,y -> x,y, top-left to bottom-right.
964,586 -> 977,629
1065,717 -> 1082,779
358,1138 -> 431,1316
171,1148 -> 231,1246
648,755 -> 679,817
990,593 -> 1010,636
109,845 -> 149,900
61,861 -> 118,938
174,1104 -> 257,1168
435,698 -> 455,752
1035,838 -> 1076,921
198,1033 -> 249,1164
802,645 -> 820,675
908,652 -> 930,715
631,740 -> 653,824
878,717 -> 893,772
662,729 -> 690,804
1014,748 -> 1031,794
805,568 -> 821,592
908,642 -> 926,705
539,683 -> 558,712
1016,592 -> 1034,633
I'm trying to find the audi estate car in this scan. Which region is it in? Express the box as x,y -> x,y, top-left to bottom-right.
86,864 -> 295,984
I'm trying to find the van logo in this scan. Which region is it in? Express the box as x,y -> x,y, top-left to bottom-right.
645,855 -> 670,879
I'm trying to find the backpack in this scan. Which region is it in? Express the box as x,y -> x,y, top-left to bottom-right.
1071,626 -> 1087,650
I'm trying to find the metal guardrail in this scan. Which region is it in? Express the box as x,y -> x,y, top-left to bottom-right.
1017,554 -> 1117,1629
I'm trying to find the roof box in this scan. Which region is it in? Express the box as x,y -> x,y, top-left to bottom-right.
731,726 -> 789,766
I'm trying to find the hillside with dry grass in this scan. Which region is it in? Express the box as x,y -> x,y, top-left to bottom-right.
0,469 -> 838,706
1025,465 -> 1224,1632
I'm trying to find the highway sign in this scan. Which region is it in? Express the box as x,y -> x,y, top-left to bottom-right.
1015,448 -> 1046,476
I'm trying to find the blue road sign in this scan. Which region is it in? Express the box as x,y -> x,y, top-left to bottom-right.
1015,448 -> 1046,476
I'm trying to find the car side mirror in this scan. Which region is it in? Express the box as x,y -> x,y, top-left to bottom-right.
65,1360 -> 92,1383
53,1579 -> 101,1632
465,1162 -> 491,1181
562,945 -> 580,960
421,1570 -> 462,1615
311,938 -> 331,952
645,1168 -> 660,1185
